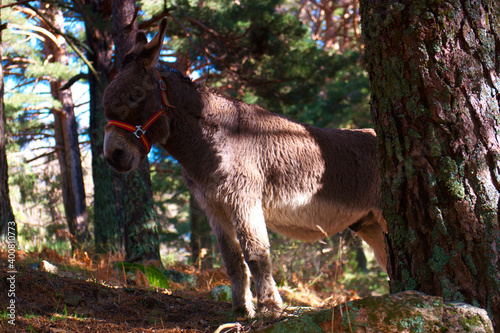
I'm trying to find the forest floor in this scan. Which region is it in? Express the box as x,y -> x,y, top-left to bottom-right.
0,249 -> 378,333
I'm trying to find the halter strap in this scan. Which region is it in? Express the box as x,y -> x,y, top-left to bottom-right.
107,70 -> 174,153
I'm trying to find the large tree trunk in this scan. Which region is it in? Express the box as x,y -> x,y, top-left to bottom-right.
77,0 -> 123,253
360,0 -> 500,327
0,2 -> 15,242
40,3 -> 89,248
111,0 -> 161,262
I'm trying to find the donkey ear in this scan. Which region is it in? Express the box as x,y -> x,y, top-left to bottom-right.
141,18 -> 168,68
135,31 -> 148,46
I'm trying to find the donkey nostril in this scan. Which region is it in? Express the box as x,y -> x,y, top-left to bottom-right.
111,149 -> 124,161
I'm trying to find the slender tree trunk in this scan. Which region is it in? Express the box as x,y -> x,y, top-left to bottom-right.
77,0 -> 124,253
360,0 -> 500,327
40,3 -> 89,248
111,0 -> 161,262
0,2 -> 15,242
190,196 -> 212,268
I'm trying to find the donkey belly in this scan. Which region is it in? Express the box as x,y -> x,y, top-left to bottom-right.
263,199 -> 366,241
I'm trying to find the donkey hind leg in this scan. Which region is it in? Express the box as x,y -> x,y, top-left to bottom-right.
349,212 -> 388,272
232,200 -> 283,317
211,220 -> 255,317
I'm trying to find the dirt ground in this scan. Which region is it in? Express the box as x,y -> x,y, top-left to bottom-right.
0,247 -> 368,333
0,249 -> 326,333
0,266 -> 237,332
0,248 -> 245,333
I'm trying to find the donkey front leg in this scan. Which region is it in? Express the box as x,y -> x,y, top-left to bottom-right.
231,200 -> 283,317
211,220 -> 255,317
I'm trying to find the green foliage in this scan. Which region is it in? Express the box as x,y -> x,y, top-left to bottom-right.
116,262 -> 171,289
17,223 -> 71,255
140,0 -> 371,128
210,285 -> 232,302
150,152 -> 191,249
25,61 -> 78,82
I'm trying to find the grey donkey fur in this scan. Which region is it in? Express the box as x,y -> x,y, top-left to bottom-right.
103,19 -> 387,317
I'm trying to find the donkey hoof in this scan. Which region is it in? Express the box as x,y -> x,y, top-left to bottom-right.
257,300 -> 283,318
233,305 -> 256,319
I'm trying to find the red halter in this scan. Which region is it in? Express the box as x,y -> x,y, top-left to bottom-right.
107,70 -> 174,153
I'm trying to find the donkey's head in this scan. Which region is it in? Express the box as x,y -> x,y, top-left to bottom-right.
103,19 -> 170,172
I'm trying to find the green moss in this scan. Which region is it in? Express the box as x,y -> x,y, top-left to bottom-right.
429,245 -> 449,272
399,316 -> 425,332
405,154 -> 415,180
266,310 -> 329,333
438,276 -> 454,300
401,269 -> 418,290
452,292 -> 465,302
341,308 -> 360,331
440,156 -> 465,199
426,124 -> 442,157
459,314 -> 482,331
464,254 -> 477,275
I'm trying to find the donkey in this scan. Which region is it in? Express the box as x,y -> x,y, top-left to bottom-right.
103,18 -> 387,317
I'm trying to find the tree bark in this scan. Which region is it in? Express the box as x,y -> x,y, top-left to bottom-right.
40,3 -> 89,247
111,0 -> 161,262
77,0 -> 123,253
0,0 -> 16,242
360,0 -> 500,327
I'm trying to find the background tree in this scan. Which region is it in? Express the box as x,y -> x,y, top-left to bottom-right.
189,196 -> 213,268
75,0 -> 121,253
2,0 -> 91,246
0,0 -> 15,242
39,2 -> 89,247
360,0 -> 500,327
294,0 -> 361,52
110,0 -> 161,262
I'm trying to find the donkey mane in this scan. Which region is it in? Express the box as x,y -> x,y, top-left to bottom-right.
157,62 -> 195,86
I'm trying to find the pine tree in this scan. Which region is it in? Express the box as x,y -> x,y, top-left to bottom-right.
0,0 -> 15,242
75,0 -> 122,253
39,2 -> 89,247
111,0 -> 161,261
360,0 -> 500,327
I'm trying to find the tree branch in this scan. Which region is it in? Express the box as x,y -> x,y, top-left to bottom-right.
0,0 -> 31,9
138,10 -> 170,30
21,3 -> 99,82
58,73 -> 89,91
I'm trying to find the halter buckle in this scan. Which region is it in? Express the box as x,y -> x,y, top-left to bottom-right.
134,125 -> 146,138
159,79 -> 167,91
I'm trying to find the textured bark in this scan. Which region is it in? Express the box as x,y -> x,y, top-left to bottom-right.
77,0 -> 123,253
111,0 -> 160,261
0,1 -> 15,241
41,4 -> 89,247
360,0 -> 500,327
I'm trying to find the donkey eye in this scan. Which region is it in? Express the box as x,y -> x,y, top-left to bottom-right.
128,94 -> 142,104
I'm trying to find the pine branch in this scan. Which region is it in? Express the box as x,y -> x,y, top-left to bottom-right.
24,149 -> 56,164
138,10 -> 170,30
58,73 -> 89,91
0,0 -> 31,9
20,3 -> 100,83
